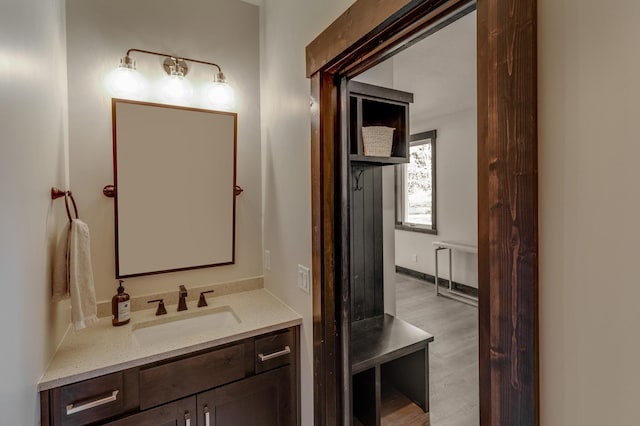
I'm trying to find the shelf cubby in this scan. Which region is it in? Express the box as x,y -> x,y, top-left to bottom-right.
349,81 -> 413,165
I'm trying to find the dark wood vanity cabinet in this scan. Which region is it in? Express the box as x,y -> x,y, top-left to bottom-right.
104,397 -> 196,426
40,327 -> 299,426
197,366 -> 293,426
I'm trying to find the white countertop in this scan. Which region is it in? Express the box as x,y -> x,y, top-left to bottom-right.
38,289 -> 302,391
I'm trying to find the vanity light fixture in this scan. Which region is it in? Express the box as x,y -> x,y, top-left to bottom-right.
107,48 -> 235,110
106,55 -> 145,98
158,58 -> 193,104
205,71 -> 235,110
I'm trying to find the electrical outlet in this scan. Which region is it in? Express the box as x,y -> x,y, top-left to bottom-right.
264,250 -> 271,271
411,253 -> 418,262
297,264 -> 310,294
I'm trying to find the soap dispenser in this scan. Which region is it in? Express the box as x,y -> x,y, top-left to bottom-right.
112,280 -> 131,326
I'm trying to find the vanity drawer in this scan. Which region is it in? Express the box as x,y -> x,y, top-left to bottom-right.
255,329 -> 293,373
139,343 -> 246,410
51,371 -> 125,426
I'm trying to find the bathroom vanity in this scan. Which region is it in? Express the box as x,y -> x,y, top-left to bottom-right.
38,289 -> 301,426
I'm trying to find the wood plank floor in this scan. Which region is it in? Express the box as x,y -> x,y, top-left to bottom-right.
380,384 -> 431,425
392,273 -> 479,426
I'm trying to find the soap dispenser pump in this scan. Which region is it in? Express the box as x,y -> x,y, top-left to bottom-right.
112,280 -> 131,326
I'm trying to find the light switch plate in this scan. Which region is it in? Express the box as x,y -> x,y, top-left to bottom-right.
264,250 -> 271,271
297,264 -> 310,294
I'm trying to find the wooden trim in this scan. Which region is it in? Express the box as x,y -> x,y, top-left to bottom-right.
395,129 -> 438,234
338,77 -> 353,426
349,80 -> 414,103
307,0 -> 476,78
477,0 -> 539,424
306,0 -> 417,76
308,0 -> 538,424
394,223 -> 437,234
309,73 -> 325,426
310,72 -> 344,426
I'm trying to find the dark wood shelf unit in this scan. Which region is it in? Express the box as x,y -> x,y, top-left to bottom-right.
350,165 -> 384,322
349,81 -> 413,164
349,154 -> 409,164
348,81 -> 427,425
351,314 -> 434,375
351,315 -> 434,426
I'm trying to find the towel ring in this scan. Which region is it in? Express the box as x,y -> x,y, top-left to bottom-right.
65,193 -> 79,222
51,187 -> 79,222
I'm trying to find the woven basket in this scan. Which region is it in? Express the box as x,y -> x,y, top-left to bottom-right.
362,126 -> 395,157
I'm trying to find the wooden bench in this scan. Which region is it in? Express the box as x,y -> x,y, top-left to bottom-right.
351,314 -> 434,426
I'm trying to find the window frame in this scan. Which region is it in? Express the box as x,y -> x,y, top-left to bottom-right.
395,129 -> 437,234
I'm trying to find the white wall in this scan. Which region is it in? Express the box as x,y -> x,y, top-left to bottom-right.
353,59 -> 395,87
539,1 -> 640,424
0,0 -> 71,422
396,108 -> 478,287
260,0 -> 354,424
65,0 -> 262,301
356,40 -> 478,289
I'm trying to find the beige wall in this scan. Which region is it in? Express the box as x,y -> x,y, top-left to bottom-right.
539,1 -> 640,424
3,0 -> 637,423
260,0 -> 354,424
0,0 -> 71,422
356,38 -> 478,289
396,108 -> 478,287
265,0 -> 640,424
65,0 -> 262,301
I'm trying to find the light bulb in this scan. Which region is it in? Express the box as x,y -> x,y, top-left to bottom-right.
106,58 -> 145,98
158,65 -> 193,104
205,72 -> 235,111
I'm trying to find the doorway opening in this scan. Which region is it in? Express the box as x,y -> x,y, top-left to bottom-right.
306,0 -> 538,424
348,6 -> 478,424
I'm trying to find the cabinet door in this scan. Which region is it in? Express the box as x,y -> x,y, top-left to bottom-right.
197,366 -> 293,426
104,396 -> 196,426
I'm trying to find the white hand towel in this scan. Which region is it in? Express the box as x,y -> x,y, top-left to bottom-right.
68,219 -> 98,330
52,222 -> 70,301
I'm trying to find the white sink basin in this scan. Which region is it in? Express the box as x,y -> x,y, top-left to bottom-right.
132,306 -> 241,347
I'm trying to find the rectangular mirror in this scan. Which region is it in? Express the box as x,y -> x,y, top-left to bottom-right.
112,99 -> 237,278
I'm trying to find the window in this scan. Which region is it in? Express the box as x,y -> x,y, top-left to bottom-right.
396,130 -> 437,233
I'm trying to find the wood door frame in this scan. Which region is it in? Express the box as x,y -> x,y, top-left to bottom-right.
306,0 -> 538,424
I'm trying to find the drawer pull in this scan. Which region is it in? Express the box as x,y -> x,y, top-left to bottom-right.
185,410 -> 191,426
65,390 -> 119,415
258,345 -> 291,362
204,405 -> 210,426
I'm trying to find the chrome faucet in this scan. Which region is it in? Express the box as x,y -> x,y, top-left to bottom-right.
178,285 -> 188,311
